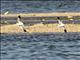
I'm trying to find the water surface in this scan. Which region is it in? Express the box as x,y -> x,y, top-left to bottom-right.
1,32 -> 80,60
1,1 -> 80,13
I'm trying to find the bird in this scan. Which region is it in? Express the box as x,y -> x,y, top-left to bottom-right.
57,17 -> 67,33
67,15 -> 74,24
67,16 -> 73,20
16,15 -> 27,32
4,11 -> 9,15
41,19 -> 45,24
3,11 -> 9,24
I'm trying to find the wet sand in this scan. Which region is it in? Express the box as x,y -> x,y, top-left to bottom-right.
1,23 -> 80,33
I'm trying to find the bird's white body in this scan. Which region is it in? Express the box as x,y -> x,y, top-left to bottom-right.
16,18 -> 25,30
58,20 -> 65,29
16,21 -> 24,29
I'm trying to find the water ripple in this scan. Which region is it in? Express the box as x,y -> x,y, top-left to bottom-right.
1,32 -> 80,60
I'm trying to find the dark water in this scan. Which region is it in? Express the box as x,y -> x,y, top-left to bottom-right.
1,33 -> 80,60
1,1 -> 80,13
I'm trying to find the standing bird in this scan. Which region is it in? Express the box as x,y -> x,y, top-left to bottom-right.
16,15 -> 26,32
57,17 -> 67,33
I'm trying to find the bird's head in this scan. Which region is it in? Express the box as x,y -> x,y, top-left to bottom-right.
18,15 -> 21,19
57,17 -> 60,20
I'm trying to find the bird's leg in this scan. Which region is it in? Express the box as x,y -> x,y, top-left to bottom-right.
23,28 -> 27,32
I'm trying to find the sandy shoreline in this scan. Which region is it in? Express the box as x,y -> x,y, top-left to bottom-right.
1,23 -> 80,33
1,12 -> 80,18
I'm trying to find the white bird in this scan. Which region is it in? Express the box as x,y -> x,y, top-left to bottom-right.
67,16 -> 73,20
16,15 -> 26,32
33,19 -> 45,26
4,11 -> 9,15
58,20 -> 65,28
57,17 -> 67,33
3,11 -> 9,24
40,19 -> 45,24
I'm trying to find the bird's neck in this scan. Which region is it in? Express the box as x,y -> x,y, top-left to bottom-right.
17,18 -> 21,22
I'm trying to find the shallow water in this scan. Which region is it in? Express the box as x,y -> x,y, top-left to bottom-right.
1,32 -> 80,60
